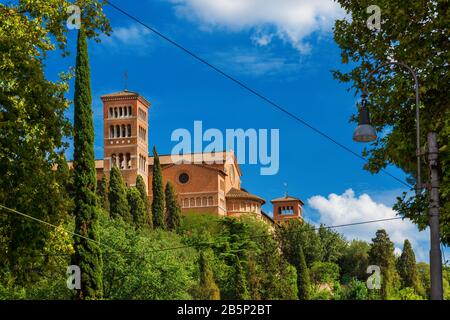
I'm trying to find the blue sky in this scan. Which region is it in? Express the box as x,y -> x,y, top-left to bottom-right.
41,0 -> 448,262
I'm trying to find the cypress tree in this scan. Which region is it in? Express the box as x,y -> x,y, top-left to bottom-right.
109,166 -> 131,223
197,251 -> 221,300
165,182 -> 181,232
397,239 -> 419,291
136,175 -> 152,228
151,146 -> 165,229
127,187 -> 146,229
369,229 -> 397,299
246,254 -> 262,300
297,246 -> 311,300
231,255 -> 250,300
71,28 -> 103,299
98,174 -> 110,212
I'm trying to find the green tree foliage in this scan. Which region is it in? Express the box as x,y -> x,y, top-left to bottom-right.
213,218 -> 254,299
416,262 -> 430,298
443,266 -> 450,300
127,187 -> 146,229
296,246 -> 311,300
165,182 -> 181,232
277,221 -> 318,300
136,175 -> 151,228
333,0 -> 450,245
318,225 -> 347,263
277,220 -> 324,267
230,255 -> 250,300
182,214 -> 297,300
391,287 -> 424,300
0,6 -> 69,282
0,0 -> 109,288
0,221 -> 75,299
368,230 -> 397,299
237,217 -> 298,300
97,175 -> 110,212
245,253 -> 262,299
71,28 -> 103,299
0,0 -> 110,283
151,147 -> 165,229
191,250 -> 221,300
99,215 -> 196,299
310,262 -> 340,285
396,239 -> 420,292
108,167 -> 131,223
257,241 -> 298,300
344,278 -> 369,300
338,240 -> 370,282
242,217 -> 298,300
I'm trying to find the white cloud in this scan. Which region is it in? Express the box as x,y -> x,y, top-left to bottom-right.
251,29 -> 275,47
100,24 -> 152,54
168,0 -> 345,54
209,47 -> 300,76
307,189 -> 429,261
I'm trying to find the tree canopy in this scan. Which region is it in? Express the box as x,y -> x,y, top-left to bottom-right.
333,0 -> 450,244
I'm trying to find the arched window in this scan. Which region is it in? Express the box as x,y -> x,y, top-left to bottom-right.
190,198 -> 195,207
208,196 -> 213,206
202,197 -> 207,206
111,154 -> 116,167
126,153 -> 131,169
109,108 -> 113,118
127,124 -> 131,137
183,198 -> 189,208
196,197 -> 201,206
110,125 -> 114,138
121,125 -> 126,137
114,107 -> 118,118
115,125 -> 120,137
128,106 -> 132,116
119,153 -> 125,169
119,107 -> 122,117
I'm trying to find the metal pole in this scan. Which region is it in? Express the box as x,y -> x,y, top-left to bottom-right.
428,132 -> 443,300
362,61 -> 442,299
362,61 -> 422,188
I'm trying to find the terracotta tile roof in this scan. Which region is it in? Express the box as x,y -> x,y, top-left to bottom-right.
101,90 -> 139,97
226,187 -> 265,204
147,151 -> 242,176
148,151 -> 230,165
270,195 -> 304,205
100,90 -> 150,106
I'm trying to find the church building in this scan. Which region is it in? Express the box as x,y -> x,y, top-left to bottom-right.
90,90 -> 303,224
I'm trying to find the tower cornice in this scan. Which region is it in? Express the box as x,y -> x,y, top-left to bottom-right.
101,90 -> 151,108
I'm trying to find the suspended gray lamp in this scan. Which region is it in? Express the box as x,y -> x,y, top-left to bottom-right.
352,97 -> 376,142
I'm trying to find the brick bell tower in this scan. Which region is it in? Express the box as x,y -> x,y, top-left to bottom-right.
101,90 -> 150,191
271,194 -> 304,223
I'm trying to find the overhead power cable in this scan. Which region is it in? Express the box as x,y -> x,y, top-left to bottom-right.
105,1 -> 412,190
0,203 -> 403,257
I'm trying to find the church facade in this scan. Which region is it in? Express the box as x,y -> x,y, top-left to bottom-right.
91,90 -> 303,224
